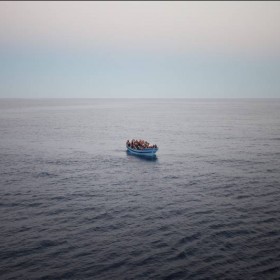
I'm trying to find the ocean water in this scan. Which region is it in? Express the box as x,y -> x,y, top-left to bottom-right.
0,99 -> 280,280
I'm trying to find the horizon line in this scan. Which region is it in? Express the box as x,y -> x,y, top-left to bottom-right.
1,97 -> 280,100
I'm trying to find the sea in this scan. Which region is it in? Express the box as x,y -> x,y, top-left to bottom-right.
0,99 -> 280,280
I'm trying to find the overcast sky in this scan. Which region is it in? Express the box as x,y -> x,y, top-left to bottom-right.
1,1 -> 280,98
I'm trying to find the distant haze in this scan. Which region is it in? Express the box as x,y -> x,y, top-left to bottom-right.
0,1 -> 280,98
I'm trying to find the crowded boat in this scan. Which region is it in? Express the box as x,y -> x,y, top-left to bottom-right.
126,139 -> 158,150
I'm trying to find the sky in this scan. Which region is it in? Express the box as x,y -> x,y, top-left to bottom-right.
0,1 -> 280,98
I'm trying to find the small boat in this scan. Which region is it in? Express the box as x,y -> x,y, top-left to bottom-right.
126,144 -> 158,157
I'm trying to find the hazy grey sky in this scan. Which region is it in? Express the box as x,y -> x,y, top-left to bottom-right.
1,1 -> 280,98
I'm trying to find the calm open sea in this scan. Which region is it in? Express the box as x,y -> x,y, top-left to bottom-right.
0,99 -> 280,280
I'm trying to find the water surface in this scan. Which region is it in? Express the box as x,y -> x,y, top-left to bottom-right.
0,99 -> 280,279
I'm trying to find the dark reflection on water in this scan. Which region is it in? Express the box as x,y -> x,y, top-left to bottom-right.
0,99 -> 280,280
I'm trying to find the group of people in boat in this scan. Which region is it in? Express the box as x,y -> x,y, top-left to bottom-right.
126,139 -> 158,150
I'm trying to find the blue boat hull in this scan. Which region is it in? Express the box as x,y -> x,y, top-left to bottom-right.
126,145 -> 158,157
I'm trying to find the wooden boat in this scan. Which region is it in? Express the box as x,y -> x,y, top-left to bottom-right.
126,144 -> 158,157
